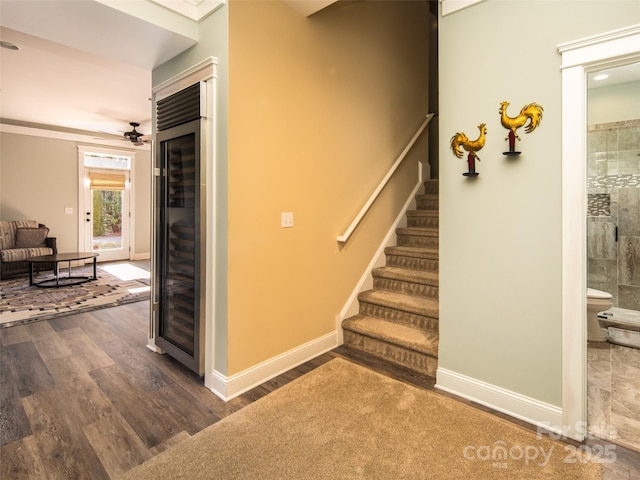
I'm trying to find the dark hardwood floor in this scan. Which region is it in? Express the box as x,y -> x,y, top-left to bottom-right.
2,299 -> 639,479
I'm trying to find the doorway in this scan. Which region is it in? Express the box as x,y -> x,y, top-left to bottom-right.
78,147 -> 134,262
586,61 -> 640,449
559,25 -> 640,442
85,168 -> 130,261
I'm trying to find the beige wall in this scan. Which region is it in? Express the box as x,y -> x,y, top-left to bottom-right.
154,0 -> 430,376
0,132 -> 151,256
132,148 -> 152,256
438,1 -> 640,406
589,80 -> 640,124
227,0 -> 429,373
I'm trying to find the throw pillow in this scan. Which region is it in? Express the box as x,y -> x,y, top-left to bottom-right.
15,227 -> 49,248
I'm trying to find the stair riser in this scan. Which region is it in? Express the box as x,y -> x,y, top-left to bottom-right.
343,330 -> 438,377
416,199 -> 439,210
397,235 -> 439,249
358,302 -> 438,331
407,217 -> 439,228
423,184 -> 439,195
342,181 -> 440,375
385,254 -> 438,272
373,278 -> 438,299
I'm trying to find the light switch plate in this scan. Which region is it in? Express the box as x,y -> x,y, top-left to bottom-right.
281,212 -> 294,228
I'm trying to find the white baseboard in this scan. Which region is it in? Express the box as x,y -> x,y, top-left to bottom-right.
131,253 -> 151,261
146,342 -> 164,354
436,368 -> 563,435
205,331 -> 339,401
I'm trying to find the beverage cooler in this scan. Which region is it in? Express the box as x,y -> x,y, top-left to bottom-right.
153,83 -> 205,375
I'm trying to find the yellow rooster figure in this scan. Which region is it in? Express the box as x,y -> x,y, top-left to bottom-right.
450,123 -> 487,160
499,101 -> 544,141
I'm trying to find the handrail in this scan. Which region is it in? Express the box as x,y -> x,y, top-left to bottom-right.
337,113 -> 435,243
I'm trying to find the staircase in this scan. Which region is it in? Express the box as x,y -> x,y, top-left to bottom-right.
342,180 -> 439,377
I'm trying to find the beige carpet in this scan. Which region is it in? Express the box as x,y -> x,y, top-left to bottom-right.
0,266 -> 150,328
118,358 -> 601,480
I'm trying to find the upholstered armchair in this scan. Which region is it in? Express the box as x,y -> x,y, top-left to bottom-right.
0,220 -> 57,279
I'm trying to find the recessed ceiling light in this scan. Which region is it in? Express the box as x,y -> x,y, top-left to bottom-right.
593,74 -> 609,81
0,41 -> 20,51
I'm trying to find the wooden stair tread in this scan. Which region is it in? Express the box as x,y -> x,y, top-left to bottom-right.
343,315 -> 438,357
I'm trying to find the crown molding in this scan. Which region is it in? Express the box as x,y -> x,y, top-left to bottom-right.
0,122 -> 149,152
149,0 -> 225,21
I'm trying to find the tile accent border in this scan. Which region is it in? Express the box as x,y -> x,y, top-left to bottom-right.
588,174 -> 640,188
588,118 -> 640,132
587,193 -> 611,216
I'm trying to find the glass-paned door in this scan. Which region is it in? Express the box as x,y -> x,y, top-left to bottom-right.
154,117 -> 204,375
84,168 -> 130,262
159,131 -> 198,356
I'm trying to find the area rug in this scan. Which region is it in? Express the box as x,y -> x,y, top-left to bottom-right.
118,358 -> 602,480
0,266 -> 150,328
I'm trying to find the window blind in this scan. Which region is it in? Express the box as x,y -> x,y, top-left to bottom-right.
88,172 -> 126,191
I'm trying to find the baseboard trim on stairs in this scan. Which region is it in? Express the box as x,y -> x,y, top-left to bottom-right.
205,331 -> 338,401
336,179 -> 424,342
436,367 -> 564,436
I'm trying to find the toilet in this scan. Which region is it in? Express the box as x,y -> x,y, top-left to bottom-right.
587,288 -> 613,342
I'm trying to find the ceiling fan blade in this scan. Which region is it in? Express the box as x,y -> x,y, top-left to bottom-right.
92,136 -> 127,142
95,122 -> 149,146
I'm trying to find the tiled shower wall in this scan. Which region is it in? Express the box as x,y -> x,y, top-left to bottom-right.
587,119 -> 640,311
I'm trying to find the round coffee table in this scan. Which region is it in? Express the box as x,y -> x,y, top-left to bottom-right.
28,252 -> 99,288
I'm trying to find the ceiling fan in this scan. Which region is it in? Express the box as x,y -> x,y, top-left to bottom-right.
122,122 -> 150,146
95,122 -> 151,146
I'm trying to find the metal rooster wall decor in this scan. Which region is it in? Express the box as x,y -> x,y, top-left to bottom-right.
499,101 -> 544,155
450,123 -> 487,177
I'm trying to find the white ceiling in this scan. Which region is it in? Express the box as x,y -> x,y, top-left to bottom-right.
0,0 -> 204,146
1,27 -> 155,138
0,0 -> 332,147
587,62 -> 640,90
